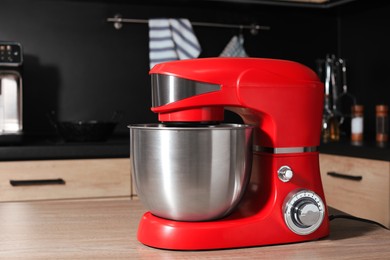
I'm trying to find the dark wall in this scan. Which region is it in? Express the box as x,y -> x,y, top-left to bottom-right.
339,1 -> 390,140
0,0 -> 337,136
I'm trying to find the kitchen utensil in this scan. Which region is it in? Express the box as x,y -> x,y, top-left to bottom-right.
130,123 -> 253,221
48,111 -> 120,142
322,56 -> 334,141
319,55 -> 355,141
335,59 -> 356,138
336,59 -> 357,119
131,58 -> 329,250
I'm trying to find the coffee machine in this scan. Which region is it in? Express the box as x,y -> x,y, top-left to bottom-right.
0,41 -> 23,144
133,58 -> 329,250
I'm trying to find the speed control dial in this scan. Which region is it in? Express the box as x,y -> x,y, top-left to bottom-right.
284,189 -> 325,235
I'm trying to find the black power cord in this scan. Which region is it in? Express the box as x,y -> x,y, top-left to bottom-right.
329,214 -> 389,230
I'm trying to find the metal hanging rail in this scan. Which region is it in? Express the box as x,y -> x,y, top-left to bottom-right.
107,14 -> 270,35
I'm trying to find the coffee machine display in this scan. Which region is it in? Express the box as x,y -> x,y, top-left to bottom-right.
130,58 -> 329,250
0,41 -> 23,144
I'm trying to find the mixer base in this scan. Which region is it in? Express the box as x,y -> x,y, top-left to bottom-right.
137,153 -> 330,250
137,211 -> 329,250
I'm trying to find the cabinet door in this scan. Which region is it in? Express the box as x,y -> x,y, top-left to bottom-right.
319,154 -> 390,228
0,158 -> 131,202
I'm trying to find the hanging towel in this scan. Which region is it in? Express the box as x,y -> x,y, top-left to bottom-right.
219,35 -> 248,57
149,18 -> 202,69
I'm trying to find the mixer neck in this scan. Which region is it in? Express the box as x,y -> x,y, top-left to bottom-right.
150,58 -> 324,148
157,106 -> 224,122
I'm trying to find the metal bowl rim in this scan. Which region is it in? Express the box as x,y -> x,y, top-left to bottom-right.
128,123 -> 255,130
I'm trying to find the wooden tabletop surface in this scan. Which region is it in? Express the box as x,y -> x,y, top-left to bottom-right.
0,198 -> 389,259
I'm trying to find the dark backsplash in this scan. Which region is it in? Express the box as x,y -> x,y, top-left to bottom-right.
0,0 -> 387,142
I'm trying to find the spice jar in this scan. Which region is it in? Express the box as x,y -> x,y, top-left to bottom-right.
351,105 -> 364,145
376,105 -> 388,147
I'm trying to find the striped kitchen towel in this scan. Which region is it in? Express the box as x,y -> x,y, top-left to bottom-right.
219,34 -> 248,57
149,18 -> 201,69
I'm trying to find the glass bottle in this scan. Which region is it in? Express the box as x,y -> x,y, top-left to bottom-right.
351,105 -> 364,145
322,112 -> 340,143
376,105 -> 388,147
328,115 -> 340,142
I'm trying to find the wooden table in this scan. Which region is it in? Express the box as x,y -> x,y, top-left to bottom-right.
0,198 -> 389,259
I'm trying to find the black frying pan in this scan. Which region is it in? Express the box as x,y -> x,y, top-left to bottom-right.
48,111 -> 121,142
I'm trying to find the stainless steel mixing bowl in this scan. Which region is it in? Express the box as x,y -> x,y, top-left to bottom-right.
129,123 -> 254,221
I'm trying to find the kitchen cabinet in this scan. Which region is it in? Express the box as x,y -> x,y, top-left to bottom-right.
319,153 -> 390,228
0,158 -> 132,202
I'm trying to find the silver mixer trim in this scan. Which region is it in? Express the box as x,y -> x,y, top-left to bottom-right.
254,146 -> 317,154
283,189 -> 325,235
151,74 -> 221,107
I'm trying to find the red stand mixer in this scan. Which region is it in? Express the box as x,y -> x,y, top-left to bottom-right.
130,58 -> 329,250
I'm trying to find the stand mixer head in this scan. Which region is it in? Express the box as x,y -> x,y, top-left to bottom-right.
130,57 -> 329,250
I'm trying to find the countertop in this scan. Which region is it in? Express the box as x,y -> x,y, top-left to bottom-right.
319,140 -> 390,161
0,135 -> 130,161
0,198 -> 389,259
1,135 -> 389,162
